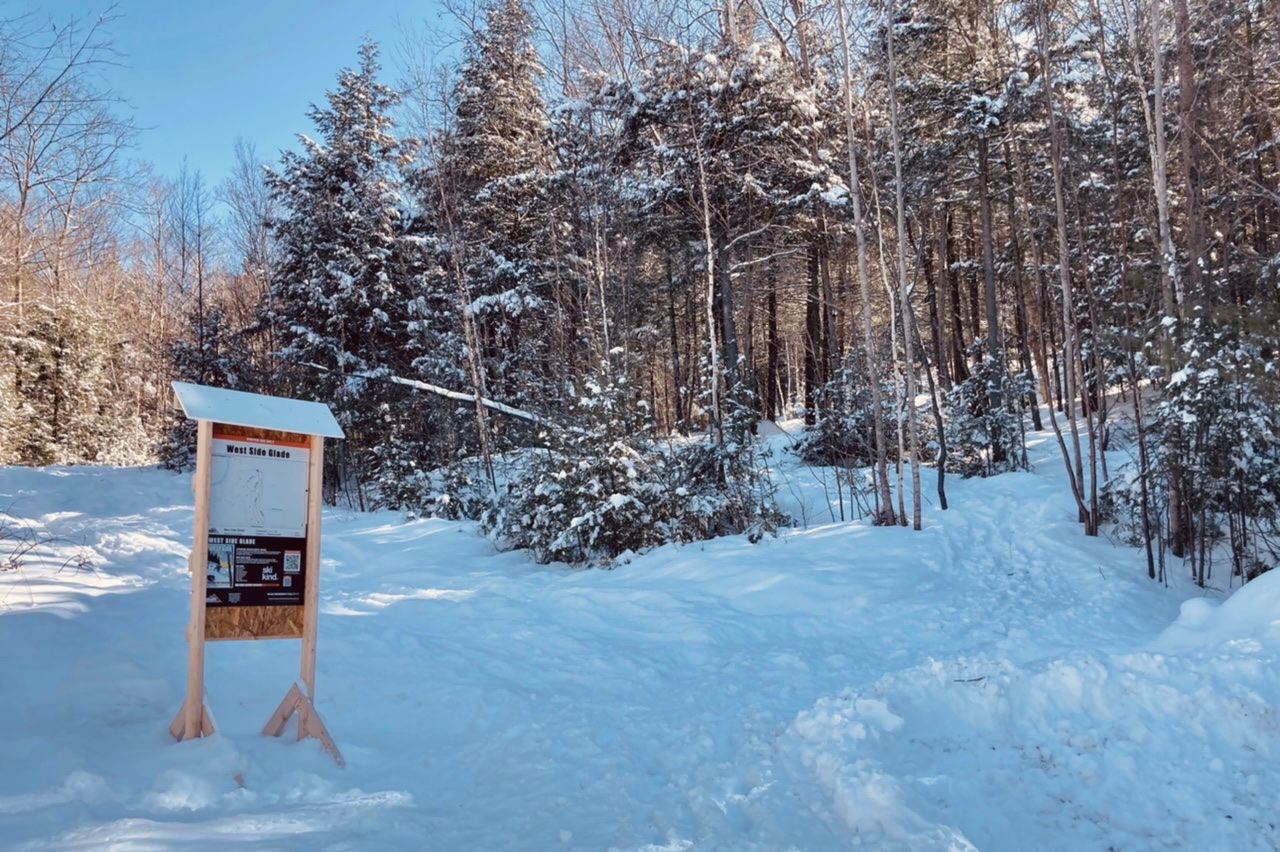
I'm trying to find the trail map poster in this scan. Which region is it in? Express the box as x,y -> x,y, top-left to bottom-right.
206,431 -> 310,607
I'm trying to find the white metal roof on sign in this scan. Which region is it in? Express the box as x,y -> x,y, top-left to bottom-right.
172,382 -> 345,438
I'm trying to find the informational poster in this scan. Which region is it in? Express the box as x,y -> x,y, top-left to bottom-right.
205,431 -> 310,607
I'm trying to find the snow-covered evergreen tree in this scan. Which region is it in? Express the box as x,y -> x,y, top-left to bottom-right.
267,39 -> 414,494
483,354 -> 662,564
611,40 -> 834,401
942,345 -> 1029,478
365,223 -> 475,510
794,355 -> 896,469
431,0 -> 558,427
1154,304 -> 1280,585
5,301 -> 151,466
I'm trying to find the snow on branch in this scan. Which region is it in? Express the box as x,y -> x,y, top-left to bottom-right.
301,363 -> 561,432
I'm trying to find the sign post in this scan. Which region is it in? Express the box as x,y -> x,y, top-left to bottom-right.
169,382 -> 346,766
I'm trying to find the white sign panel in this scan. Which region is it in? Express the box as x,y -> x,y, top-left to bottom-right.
208,433 -> 310,538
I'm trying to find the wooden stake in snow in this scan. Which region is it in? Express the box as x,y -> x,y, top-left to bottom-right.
167,382 -> 346,767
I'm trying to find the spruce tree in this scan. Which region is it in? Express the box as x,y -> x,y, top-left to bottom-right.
267,39 -> 413,496
433,0 -> 557,426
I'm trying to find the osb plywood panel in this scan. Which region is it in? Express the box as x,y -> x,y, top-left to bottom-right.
206,605 -> 304,640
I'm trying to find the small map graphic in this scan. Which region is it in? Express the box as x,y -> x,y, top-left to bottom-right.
208,436 -> 309,537
225,467 -> 266,527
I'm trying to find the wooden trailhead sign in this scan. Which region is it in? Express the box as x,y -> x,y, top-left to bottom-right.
169,382 -> 346,765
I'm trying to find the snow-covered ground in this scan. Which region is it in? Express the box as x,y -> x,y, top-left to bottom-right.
2,427 -> 1277,850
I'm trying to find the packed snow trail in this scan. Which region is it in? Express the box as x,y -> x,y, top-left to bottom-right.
1,430 -> 1277,850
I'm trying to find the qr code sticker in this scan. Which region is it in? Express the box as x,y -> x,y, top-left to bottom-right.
283,551 -> 301,574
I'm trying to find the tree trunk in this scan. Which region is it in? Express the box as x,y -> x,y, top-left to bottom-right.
804,243 -> 821,425
693,130 -> 724,452
766,281 -> 780,421
838,0 -> 896,524
819,231 -> 838,381
1170,0 -> 1202,558
667,252 -> 684,431
924,220 -> 949,392
1173,0 -> 1204,299
911,301 -> 948,511
1002,140 -> 1043,431
887,0 -> 923,531
1035,0 -> 1094,533
977,133 -> 1006,464
944,209 -> 969,382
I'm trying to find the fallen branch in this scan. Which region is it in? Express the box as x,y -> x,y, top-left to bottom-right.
301,362 -> 561,432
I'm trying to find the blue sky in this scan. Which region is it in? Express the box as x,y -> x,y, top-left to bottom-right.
38,0 -> 456,184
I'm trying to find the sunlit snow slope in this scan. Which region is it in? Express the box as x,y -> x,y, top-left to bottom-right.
1,428 -> 1277,850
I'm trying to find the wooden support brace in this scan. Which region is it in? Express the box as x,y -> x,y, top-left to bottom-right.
169,697 -> 216,741
262,683 -> 303,737
262,681 -> 345,768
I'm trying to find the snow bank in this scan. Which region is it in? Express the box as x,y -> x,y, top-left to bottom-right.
784,645 -> 1280,851
1157,570 -> 1280,652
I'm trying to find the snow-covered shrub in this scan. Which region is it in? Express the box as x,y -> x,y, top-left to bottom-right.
483,357 -> 787,565
365,393 -> 488,516
1153,306 -> 1280,584
672,377 -> 790,544
483,358 -> 670,563
792,359 -> 895,468
157,419 -> 198,472
428,460 -> 494,520
1099,463 -> 1159,550
942,348 -> 1028,478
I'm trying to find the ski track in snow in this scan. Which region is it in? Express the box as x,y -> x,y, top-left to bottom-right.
1,429 -> 1277,850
